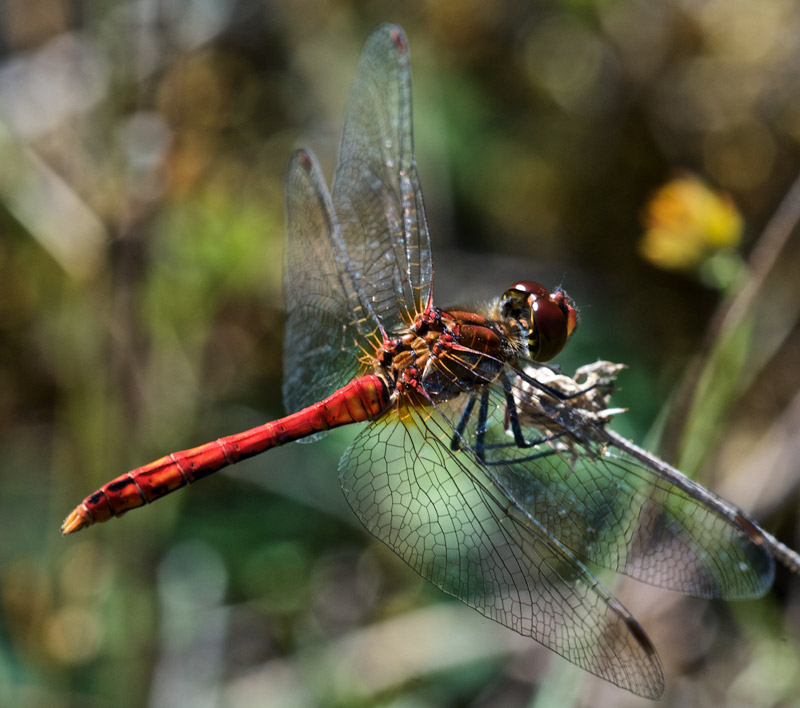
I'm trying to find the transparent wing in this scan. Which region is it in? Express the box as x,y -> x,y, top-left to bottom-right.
339,404 -> 665,699
282,150 -> 372,417
283,24 -> 432,415
460,367 -> 774,599
332,24 -> 433,332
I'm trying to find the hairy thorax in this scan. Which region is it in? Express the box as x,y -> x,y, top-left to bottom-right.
375,304 -> 522,406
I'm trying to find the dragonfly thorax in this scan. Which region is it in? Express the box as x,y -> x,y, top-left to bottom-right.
375,306 -> 518,405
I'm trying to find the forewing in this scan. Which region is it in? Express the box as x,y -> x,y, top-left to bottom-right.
467,373 -> 774,599
283,24 -> 432,413
339,405 -> 664,699
282,150 -> 372,417
332,24 -> 432,332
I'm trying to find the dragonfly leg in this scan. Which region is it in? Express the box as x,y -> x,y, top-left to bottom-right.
449,389 -> 491,461
472,371 -> 568,466
501,371 -> 566,450
516,367 -> 602,402
474,387 -> 491,460
502,372 -> 529,447
450,373 -> 573,465
482,447 -> 560,466
450,393 -> 477,452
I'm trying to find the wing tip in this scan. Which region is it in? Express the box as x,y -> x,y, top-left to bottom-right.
622,615 -> 665,699
389,26 -> 407,55
289,148 -> 317,174
371,23 -> 408,57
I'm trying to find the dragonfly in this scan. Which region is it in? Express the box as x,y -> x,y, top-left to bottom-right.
61,24 -> 800,699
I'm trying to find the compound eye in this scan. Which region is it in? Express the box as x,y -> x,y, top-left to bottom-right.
530,293 -> 571,361
501,281 -> 547,320
506,280 -> 549,300
501,281 -> 578,362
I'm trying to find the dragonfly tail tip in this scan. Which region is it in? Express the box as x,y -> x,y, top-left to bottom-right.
60,507 -> 91,535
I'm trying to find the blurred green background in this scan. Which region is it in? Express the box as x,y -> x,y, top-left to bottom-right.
1,1 -> 799,706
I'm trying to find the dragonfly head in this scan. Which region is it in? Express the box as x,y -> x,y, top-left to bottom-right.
501,281 -> 578,362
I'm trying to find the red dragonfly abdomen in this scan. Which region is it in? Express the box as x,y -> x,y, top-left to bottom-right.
61,374 -> 390,534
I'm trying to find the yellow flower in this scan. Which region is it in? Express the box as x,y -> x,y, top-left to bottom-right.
639,175 -> 743,272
